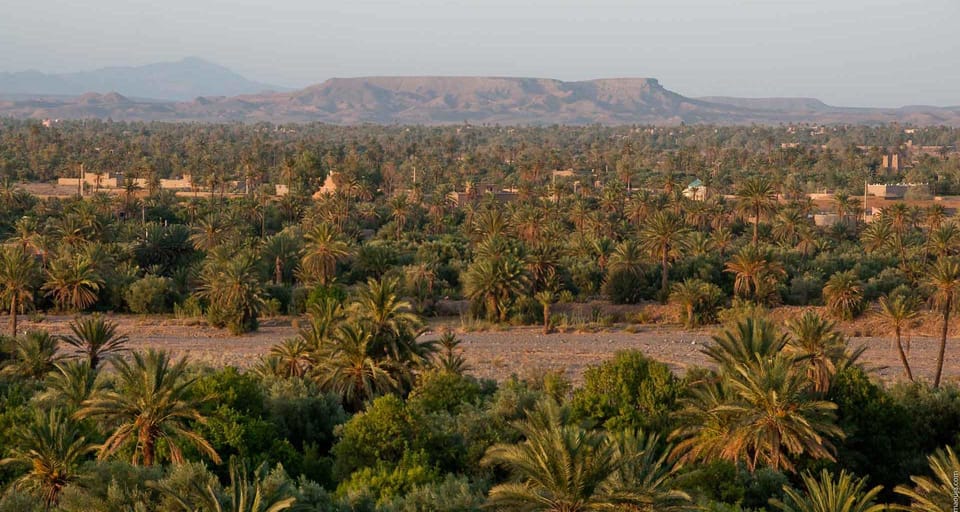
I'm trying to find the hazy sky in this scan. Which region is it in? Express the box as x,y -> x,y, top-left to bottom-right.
2,0 -> 957,107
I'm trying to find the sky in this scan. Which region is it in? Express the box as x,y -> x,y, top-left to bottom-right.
1,0 -> 957,107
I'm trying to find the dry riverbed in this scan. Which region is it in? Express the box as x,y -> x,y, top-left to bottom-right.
16,313 -> 959,385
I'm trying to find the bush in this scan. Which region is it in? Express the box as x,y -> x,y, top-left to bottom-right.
173,295 -> 203,319
785,272 -> 823,306
125,275 -> 176,314
669,278 -> 725,327
602,268 -> 653,304
826,367 -> 918,492
384,473 -> 486,512
264,284 -> 293,313
408,370 -> 486,415
863,267 -> 910,302
571,350 -> 681,433
337,452 -> 441,506
677,460 -> 787,511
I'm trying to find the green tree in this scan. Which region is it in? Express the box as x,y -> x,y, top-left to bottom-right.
670,278 -> 724,328
737,175 -> 778,246
315,324 -> 399,410
3,330 -> 63,380
463,252 -> 530,322
0,245 -> 40,336
42,254 -> 102,312
639,211 -> 689,299
76,349 -> 221,466
36,360 -> 100,410
725,245 -> 785,304
895,446 -> 960,512
482,400 -> 691,512
926,257 -> 960,388
771,469 -> 885,512
198,252 -> 265,334
59,315 -> 129,370
300,223 -> 350,285
823,271 -> 863,321
784,312 -> 857,394
877,294 -> 919,381
0,408 -> 95,510
154,456 -> 297,512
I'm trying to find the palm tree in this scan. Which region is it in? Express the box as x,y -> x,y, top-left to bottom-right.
771,469 -> 885,512
315,324 -> 399,410
154,456 -> 297,512
737,176 -> 778,246
300,223 -> 350,285
895,446 -> 960,512
823,271 -> 863,321
602,430 -> 694,512
0,408 -> 95,510
42,253 -> 102,312
0,245 -> 40,336
269,338 -> 311,378
37,360 -> 101,410
482,400 -> 691,512
926,257 -> 960,388
389,193 -> 412,240
609,239 -> 646,276
674,354 -> 843,473
861,218 -> 895,254
639,211 -> 689,299
189,214 -> 231,251
703,316 -> 788,370
877,295 -> 919,381
76,350 -> 221,466
298,296 -> 346,349
60,315 -> 129,370
725,246 -> 785,304
434,331 -> 469,374
352,276 -> 424,359
784,312 -> 855,393
197,252 -> 265,334
463,253 -> 530,322
535,290 -> 556,334
669,279 -> 721,328
887,202 -> 912,270
927,223 -> 960,259
3,330 -> 63,379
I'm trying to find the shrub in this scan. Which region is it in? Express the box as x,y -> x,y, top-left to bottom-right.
336,452 -> 441,506
571,350 -> 681,433
669,278 -> 725,327
173,295 -> 203,319
408,370 -> 485,415
785,272 -> 823,306
384,473 -> 486,512
602,268 -> 653,304
125,275 -> 177,314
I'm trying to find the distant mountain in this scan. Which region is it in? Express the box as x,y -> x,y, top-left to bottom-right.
0,57 -> 285,101
1,75 -> 959,126
697,96 -> 833,112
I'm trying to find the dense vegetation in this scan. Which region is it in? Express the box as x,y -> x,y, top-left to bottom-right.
2,119 -> 960,510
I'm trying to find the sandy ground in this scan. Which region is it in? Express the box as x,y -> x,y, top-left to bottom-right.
15,313 -> 959,386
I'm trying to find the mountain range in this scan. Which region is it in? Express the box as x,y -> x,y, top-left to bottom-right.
0,57 -> 283,101
1,59 -> 959,126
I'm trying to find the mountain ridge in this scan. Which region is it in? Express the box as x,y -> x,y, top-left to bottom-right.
0,57 -> 285,101
2,73 -> 959,126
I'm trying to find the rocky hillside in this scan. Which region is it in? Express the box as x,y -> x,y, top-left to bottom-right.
2,75 -> 958,125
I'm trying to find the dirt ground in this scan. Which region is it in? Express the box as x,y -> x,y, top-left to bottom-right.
16,311 -> 960,386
